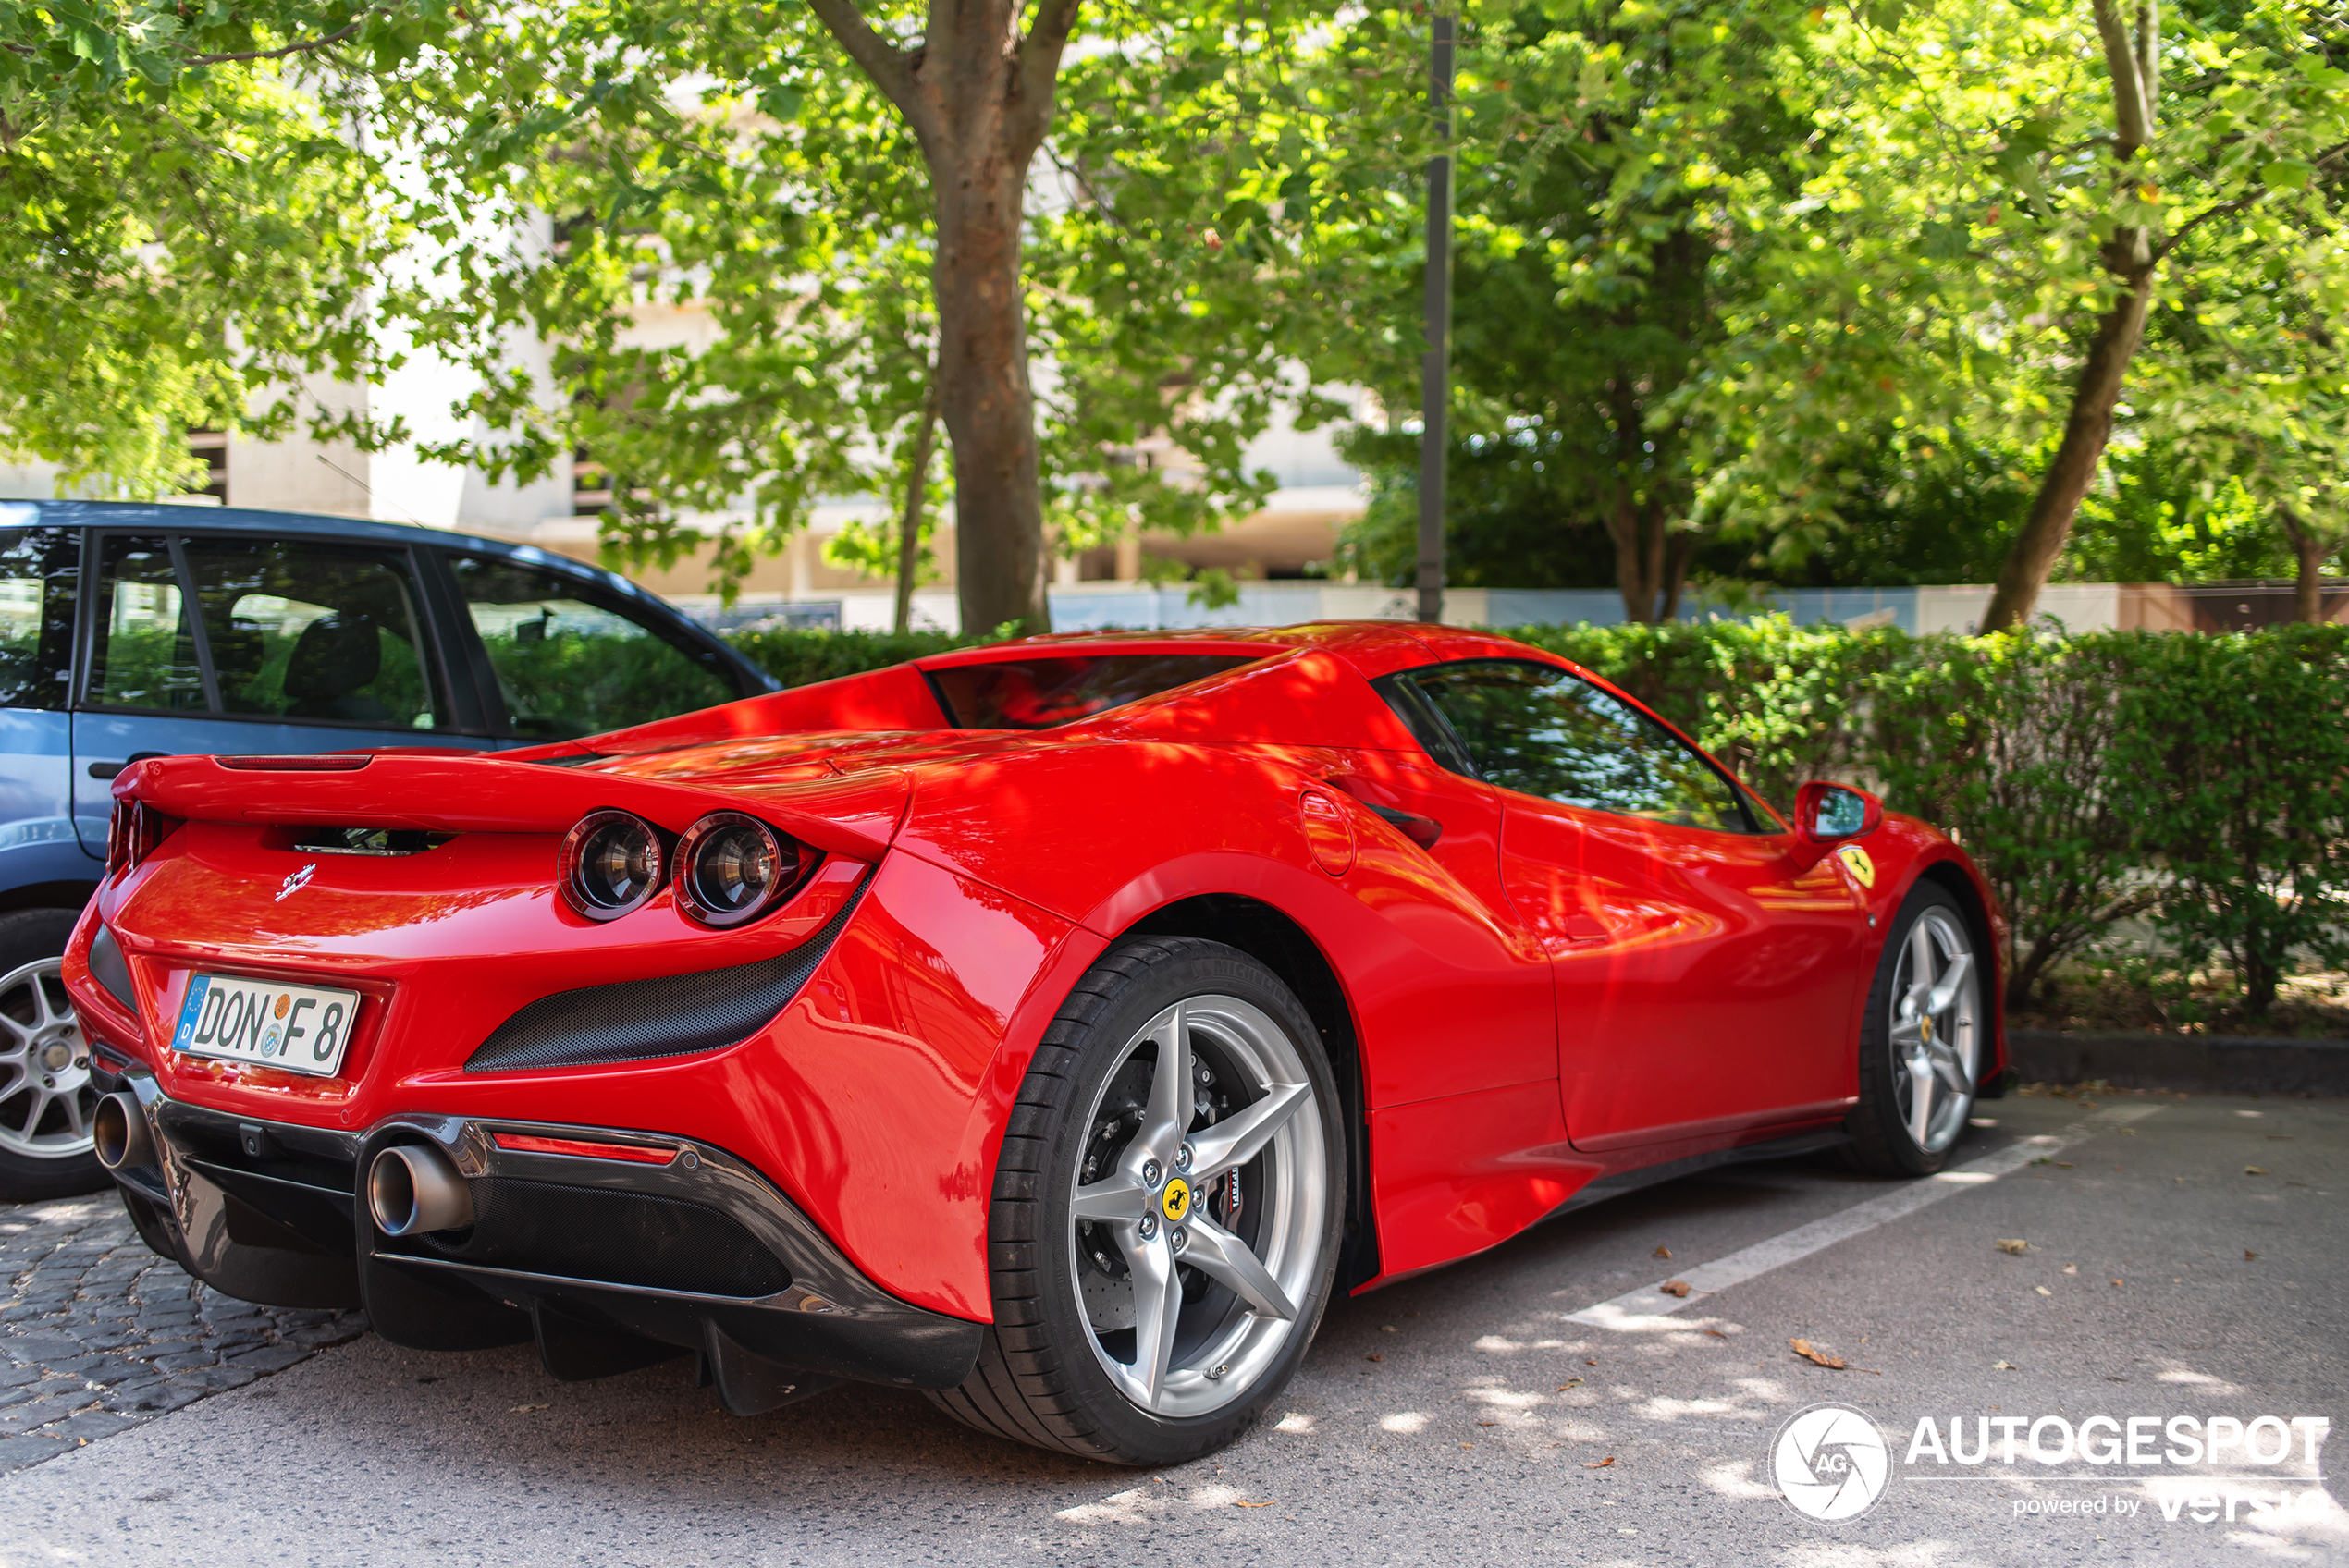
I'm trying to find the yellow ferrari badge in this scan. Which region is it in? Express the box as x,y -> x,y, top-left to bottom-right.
1836,843 -> 1876,889
1161,1177 -> 1192,1224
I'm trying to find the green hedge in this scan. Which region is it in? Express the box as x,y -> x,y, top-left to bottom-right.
721,620 -> 2349,1016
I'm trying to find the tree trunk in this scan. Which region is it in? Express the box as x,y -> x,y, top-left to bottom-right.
806,0 -> 1080,641
932,151 -> 1049,637
894,377 -> 942,635
2279,504 -> 2329,624
1605,481 -> 1664,623
1978,274 -> 2155,631
1980,0 -> 2161,634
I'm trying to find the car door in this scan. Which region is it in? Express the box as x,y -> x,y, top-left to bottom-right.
437,552 -> 742,743
0,521 -> 90,870
1386,659 -> 1868,1150
71,531 -> 486,851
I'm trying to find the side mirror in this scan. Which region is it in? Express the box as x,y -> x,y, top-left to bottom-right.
1794,781 -> 1883,844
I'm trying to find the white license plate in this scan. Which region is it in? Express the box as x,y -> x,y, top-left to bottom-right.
171,974 -> 361,1077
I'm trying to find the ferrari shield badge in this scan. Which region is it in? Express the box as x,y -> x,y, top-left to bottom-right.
1835,844 -> 1876,889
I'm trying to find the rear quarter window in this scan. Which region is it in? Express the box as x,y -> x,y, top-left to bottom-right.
928,655 -> 1258,729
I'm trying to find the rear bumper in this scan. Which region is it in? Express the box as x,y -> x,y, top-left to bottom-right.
97,1060 -> 983,1396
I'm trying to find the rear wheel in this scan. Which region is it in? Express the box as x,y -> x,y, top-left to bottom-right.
929,937 -> 1343,1465
1846,885 -> 1983,1177
0,910 -> 106,1203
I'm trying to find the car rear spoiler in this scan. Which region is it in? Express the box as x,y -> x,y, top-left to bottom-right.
114,752 -> 910,862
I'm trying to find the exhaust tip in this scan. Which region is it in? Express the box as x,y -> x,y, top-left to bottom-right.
368,1144 -> 474,1236
93,1093 -> 154,1171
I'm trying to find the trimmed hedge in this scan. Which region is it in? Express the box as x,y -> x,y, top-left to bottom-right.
721,619 -> 2349,1016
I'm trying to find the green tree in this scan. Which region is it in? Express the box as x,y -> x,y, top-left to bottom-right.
0,1 -> 421,492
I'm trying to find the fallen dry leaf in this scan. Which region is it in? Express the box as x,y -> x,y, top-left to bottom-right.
1584,1358 -> 1597,1366
1996,1239 -> 2029,1255
1585,1457 -> 1616,1468
1234,1501 -> 1273,1508
2035,1286 -> 2053,1296
1790,1338 -> 1847,1370
1654,1246 -> 1671,1258
2062,1264 -> 2078,1274
1557,1378 -> 1584,1390
1660,1280 -> 1691,1298
2245,1250 -> 2257,1261
2245,1166 -> 2268,1176
1478,1421 -> 1499,1427
2055,1161 -> 2074,1169
1703,1329 -> 1729,1340
2110,1279 -> 2124,1288
511,1403 -> 550,1414
1993,1360 -> 2019,1370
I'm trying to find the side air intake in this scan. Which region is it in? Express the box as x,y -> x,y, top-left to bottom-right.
465,875 -> 868,1072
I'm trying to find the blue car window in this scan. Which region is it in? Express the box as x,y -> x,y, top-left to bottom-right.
0,527 -> 78,711
449,555 -> 732,740
89,536 -> 207,712
179,536 -> 441,729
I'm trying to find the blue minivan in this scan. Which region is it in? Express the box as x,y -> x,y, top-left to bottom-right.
0,501 -> 779,1200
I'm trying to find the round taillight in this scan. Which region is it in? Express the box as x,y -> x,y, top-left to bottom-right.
675,813 -> 794,926
560,811 -> 663,920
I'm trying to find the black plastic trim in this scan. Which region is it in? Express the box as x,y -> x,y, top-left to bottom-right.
88,924 -> 135,1011
465,871 -> 870,1072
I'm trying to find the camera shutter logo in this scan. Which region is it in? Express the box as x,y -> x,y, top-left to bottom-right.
1773,1403 -> 1893,1522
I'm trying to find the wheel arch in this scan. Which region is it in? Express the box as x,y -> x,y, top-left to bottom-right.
1117,893 -> 1382,1292
1912,858 -> 2009,1092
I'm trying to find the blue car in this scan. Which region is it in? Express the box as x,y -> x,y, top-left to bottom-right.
0,501 -> 778,1199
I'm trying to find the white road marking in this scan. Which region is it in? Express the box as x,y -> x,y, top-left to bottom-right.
1565,1103 -> 2164,1331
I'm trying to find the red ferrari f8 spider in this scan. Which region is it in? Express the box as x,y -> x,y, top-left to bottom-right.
66,622 -> 2003,1464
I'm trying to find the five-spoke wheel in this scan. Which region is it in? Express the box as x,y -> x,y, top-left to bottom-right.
1849,885 -> 1983,1175
931,936 -> 1342,1464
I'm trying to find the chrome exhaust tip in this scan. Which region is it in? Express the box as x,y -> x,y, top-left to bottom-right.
368,1144 -> 474,1236
92,1092 -> 154,1170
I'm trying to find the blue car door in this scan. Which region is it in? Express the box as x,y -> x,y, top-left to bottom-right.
71,531 -> 490,851
0,521 -> 94,878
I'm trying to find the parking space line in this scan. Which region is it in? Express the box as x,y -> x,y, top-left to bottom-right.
1564,1103 -> 2164,1331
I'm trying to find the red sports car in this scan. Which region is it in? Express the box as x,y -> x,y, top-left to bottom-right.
65,623 -> 2002,1465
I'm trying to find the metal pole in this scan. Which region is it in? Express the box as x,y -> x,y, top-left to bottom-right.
1416,11 -> 1455,625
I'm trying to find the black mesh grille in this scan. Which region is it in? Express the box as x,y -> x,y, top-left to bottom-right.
423,1177 -> 792,1298
466,874 -> 868,1072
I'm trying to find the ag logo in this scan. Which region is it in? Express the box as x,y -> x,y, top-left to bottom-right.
1772,1403 -> 1891,1523
276,863 -> 317,902
1835,844 -> 1876,889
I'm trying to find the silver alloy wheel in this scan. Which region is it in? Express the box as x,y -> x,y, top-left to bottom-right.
1068,994 -> 1328,1419
1889,907 -> 1979,1154
0,957 -> 94,1161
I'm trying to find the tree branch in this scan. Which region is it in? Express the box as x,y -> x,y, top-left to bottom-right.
2156,139 -> 2349,261
2090,0 -> 2153,158
806,0 -> 932,141
188,17 -> 371,65
1010,0 -> 1084,163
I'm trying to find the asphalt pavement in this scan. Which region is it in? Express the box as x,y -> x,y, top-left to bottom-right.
0,1087 -> 2340,1567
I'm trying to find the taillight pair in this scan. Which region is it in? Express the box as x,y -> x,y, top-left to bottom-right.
105,799 -> 181,877
560,810 -> 798,927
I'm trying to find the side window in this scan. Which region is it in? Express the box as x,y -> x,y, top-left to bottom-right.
0,526 -> 79,711
1381,660 -> 1759,834
178,537 -> 441,729
89,536 -> 207,712
448,555 -> 733,740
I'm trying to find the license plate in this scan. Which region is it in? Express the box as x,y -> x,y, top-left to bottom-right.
172,974 -> 361,1078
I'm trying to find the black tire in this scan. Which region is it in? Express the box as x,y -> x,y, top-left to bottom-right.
0,908 -> 108,1203
929,936 -> 1346,1465
1846,883 -> 1985,1177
